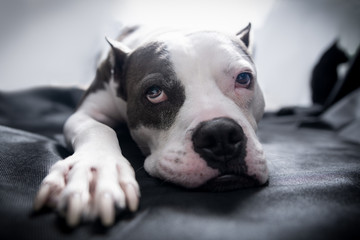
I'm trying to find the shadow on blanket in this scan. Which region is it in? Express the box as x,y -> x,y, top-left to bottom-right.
0,87 -> 359,240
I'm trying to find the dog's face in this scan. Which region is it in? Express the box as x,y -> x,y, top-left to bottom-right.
110,26 -> 268,190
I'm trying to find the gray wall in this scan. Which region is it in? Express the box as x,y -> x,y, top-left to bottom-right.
0,0 -> 359,110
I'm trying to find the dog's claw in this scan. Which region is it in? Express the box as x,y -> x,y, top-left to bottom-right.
66,194 -> 82,227
125,184 -> 140,212
99,193 -> 115,226
33,183 -> 51,211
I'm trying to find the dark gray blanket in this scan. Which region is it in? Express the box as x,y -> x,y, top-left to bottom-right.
0,87 -> 359,240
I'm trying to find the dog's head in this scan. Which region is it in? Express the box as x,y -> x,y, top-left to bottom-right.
108,24 -> 268,190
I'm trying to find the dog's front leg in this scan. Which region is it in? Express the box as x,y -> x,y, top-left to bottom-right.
34,110 -> 140,226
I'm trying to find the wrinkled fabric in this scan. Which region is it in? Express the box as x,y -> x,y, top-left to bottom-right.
321,89 -> 360,144
0,87 -> 359,240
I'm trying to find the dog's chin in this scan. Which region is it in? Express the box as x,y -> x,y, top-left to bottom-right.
199,174 -> 266,192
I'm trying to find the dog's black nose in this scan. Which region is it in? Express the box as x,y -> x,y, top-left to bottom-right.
192,117 -> 247,170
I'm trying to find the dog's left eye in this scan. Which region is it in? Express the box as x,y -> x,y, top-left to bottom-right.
145,86 -> 168,104
235,72 -> 252,88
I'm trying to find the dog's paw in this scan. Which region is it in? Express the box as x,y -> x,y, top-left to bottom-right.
33,153 -> 140,227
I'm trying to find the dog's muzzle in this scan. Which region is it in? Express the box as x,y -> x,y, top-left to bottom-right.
192,117 -> 260,191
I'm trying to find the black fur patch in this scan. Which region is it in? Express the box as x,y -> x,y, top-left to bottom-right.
122,41 -> 185,130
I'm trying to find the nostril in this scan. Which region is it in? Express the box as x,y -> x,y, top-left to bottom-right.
229,130 -> 242,144
195,133 -> 217,150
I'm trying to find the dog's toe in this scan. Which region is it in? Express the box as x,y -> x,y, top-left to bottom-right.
117,162 -> 141,212
34,181 -> 63,211
34,160 -> 71,211
94,161 -> 140,225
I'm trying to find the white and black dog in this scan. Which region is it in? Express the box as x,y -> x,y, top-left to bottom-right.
34,24 -> 268,226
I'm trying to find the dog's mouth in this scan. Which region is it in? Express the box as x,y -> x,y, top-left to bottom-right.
200,174 -> 262,192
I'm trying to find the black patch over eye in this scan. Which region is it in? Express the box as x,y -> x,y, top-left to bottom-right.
236,72 -> 252,87
124,41 -> 186,130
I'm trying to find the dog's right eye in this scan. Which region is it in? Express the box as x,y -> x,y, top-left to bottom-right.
145,86 -> 168,104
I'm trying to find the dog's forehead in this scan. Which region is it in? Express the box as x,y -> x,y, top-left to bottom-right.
165,31 -> 252,66
125,30 -> 252,85
163,31 -> 255,86
123,31 -> 254,131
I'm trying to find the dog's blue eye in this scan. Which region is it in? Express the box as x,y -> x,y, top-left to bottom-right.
236,72 -> 252,86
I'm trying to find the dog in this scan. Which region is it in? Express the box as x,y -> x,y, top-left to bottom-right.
33,23 -> 269,227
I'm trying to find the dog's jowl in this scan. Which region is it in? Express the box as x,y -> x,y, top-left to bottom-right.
34,23 -> 268,226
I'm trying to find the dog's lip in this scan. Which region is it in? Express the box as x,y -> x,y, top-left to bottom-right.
200,174 -> 261,191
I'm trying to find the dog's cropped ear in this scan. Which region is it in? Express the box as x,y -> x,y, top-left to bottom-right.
236,23 -> 251,49
105,37 -> 131,69
105,37 -> 131,100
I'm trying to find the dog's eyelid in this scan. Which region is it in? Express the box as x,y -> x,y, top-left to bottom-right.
143,73 -> 164,81
140,73 -> 168,89
237,67 -> 254,75
225,61 -> 255,77
140,73 -> 164,87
